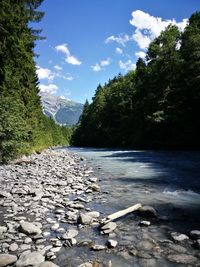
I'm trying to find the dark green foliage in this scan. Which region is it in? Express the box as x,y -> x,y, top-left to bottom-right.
72,12 -> 200,150
0,0 -> 70,162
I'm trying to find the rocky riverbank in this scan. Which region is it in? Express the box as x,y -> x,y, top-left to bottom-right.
0,148 -> 200,267
0,149 -> 103,267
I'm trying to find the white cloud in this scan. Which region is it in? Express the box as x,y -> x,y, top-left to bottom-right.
65,55 -> 82,65
91,58 -> 111,72
105,34 -> 131,47
55,44 -> 70,56
36,66 -> 54,81
135,51 -> 146,59
91,63 -> 102,72
55,43 -> 82,65
130,10 -> 188,49
116,47 -> 123,54
39,84 -> 58,94
119,60 -> 136,72
54,65 -> 63,70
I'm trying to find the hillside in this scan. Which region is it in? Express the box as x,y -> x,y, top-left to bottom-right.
40,93 -> 83,126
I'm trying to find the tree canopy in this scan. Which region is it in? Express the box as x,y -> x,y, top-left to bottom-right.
72,12 -> 200,150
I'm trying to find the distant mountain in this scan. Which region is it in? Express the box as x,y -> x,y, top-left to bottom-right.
40,93 -> 83,126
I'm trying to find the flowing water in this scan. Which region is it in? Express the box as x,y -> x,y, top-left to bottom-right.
57,148 -> 200,266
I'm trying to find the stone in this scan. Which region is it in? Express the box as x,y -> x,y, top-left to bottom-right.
0,254 -> 17,267
91,244 -> 106,251
9,243 -> 18,252
51,223 -> 59,231
0,227 -> 7,235
139,221 -> 151,226
190,230 -> 200,240
89,184 -> 100,192
107,239 -> 118,248
78,263 -> 93,267
101,222 -> 117,234
86,211 -> 100,218
61,229 -> 78,240
138,206 -> 157,217
170,232 -> 189,242
24,237 -> 32,244
78,213 -> 93,225
167,254 -> 197,264
39,262 -> 60,267
16,251 -> 45,267
19,221 -> 42,235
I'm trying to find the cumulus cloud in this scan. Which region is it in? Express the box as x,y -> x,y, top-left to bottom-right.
39,84 -> 58,94
130,10 -> 188,49
54,65 -> 63,70
36,66 -> 54,81
116,47 -> 123,54
65,55 -> 82,65
55,43 -> 82,65
105,34 -> 131,47
135,51 -> 146,59
119,60 -> 136,72
91,58 -> 111,72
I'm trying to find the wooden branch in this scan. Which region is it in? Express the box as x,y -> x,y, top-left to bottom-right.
101,203 -> 142,224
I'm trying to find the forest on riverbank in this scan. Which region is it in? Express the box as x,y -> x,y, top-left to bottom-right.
0,0 -> 71,162
72,12 -> 200,150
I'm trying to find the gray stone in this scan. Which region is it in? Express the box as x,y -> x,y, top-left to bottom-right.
0,227 -> 7,235
190,230 -> 200,240
9,243 -> 18,252
39,262 -> 60,267
138,206 -> 157,217
61,229 -> 78,240
170,232 -> 189,242
167,254 -> 197,264
78,213 -> 93,225
0,254 -> 17,267
91,244 -> 106,251
19,221 -> 41,235
101,222 -> 117,234
16,251 -> 45,267
139,221 -> 151,226
107,239 -> 118,248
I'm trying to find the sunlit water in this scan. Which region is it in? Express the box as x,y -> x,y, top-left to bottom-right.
56,148 -> 200,267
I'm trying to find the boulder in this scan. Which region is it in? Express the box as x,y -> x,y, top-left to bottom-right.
190,230 -> 200,240
0,254 -> 17,267
167,254 -> 197,264
61,229 -> 78,240
170,232 -> 189,242
107,239 -> 118,248
138,206 -> 157,218
19,221 -> 42,235
16,252 -> 45,267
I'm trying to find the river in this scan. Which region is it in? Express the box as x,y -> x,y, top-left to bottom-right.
62,147 -> 200,266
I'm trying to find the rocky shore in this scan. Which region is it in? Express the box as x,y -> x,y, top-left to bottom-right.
0,148 -> 200,267
0,149 -> 103,267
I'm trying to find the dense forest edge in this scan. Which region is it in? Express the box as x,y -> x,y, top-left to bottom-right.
72,12 -> 200,150
0,0 -> 71,163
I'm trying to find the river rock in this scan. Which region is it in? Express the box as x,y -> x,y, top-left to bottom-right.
91,244 -> 106,251
101,222 -> 117,234
138,206 -> 157,217
139,221 -> 151,226
0,254 -> 17,267
170,232 -> 189,242
78,213 -> 93,225
190,230 -> 200,240
107,239 -> 118,248
61,229 -> 78,240
16,251 -> 45,267
39,262 -> 60,267
78,263 -> 93,267
19,221 -> 42,235
9,242 -> 18,252
167,254 -> 197,264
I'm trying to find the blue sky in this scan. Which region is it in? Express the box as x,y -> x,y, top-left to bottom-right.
35,0 -> 200,103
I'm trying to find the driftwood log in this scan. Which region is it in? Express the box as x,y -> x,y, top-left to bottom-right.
101,203 -> 142,224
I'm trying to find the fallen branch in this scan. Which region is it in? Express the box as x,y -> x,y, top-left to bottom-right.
101,203 -> 142,224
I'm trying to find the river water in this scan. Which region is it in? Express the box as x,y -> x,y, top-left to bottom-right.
58,148 -> 200,266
